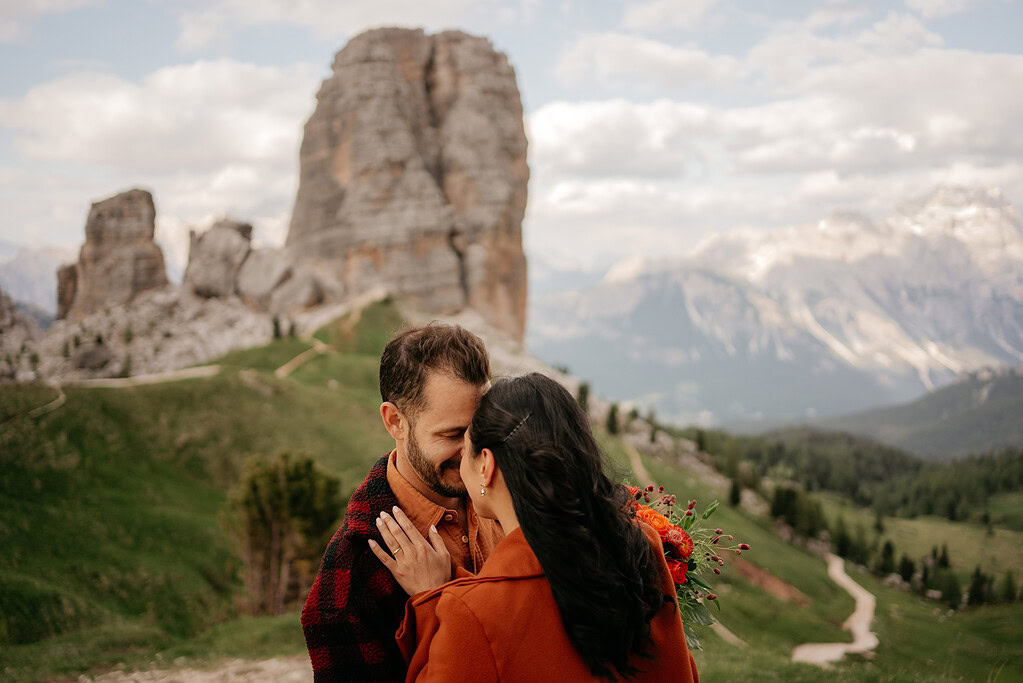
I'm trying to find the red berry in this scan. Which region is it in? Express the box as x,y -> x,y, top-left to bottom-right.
739,543 -> 750,550
687,500 -> 697,510
685,510 -> 694,516
715,529 -> 723,534
713,568 -> 721,575
706,593 -> 717,601
735,550 -> 742,555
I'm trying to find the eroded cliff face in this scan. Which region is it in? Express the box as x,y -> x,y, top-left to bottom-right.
56,189 -> 169,321
286,28 -> 529,341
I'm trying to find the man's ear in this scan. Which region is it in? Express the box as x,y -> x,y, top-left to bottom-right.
380,402 -> 406,442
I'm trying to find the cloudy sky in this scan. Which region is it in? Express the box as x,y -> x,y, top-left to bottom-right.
2,0 -> 1021,279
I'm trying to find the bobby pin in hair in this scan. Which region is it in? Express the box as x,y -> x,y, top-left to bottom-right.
502,412 -> 531,442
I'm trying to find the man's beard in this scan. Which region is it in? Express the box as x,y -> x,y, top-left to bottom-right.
407,428 -> 466,499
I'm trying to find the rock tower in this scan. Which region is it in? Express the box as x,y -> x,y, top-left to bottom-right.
56,189 -> 168,321
286,28 -> 529,341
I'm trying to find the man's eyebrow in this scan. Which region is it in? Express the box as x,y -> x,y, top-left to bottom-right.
434,425 -> 468,434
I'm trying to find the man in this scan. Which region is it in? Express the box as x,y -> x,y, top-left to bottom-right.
301,323 -> 504,682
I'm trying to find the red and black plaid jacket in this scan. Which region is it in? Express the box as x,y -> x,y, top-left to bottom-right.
302,455 -> 408,682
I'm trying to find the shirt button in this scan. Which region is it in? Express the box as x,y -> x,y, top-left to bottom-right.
444,514 -> 453,522
461,535 -> 469,543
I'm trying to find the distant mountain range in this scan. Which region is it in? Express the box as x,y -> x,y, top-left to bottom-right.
816,364 -> 1023,461
528,186 -> 1023,426
0,241 -> 75,320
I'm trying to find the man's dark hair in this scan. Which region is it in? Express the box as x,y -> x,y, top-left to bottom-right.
379,323 -> 490,415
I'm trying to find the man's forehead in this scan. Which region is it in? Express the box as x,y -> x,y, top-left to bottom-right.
418,372 -> 485,419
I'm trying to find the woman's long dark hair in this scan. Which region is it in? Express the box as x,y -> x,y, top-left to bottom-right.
469,373 -> 667,679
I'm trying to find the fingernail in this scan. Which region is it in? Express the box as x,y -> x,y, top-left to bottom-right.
430,525 -> 437,533
380,511 -> 390,519
392,506 -> 400,514
376,517 -> 382,525
368,539 -> 377,547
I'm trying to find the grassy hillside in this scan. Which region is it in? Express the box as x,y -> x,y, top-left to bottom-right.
0,301 -> 405,680
818,366 -> 1023,460
2,300 -> 1020,681
630,447 -> 1023,681
814,492 -> 1023,584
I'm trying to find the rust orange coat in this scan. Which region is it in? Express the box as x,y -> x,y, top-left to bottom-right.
396,523 -> 700,682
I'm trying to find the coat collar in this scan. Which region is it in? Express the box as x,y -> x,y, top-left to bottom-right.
475,527 -> 544,580
406,526 -> 543,611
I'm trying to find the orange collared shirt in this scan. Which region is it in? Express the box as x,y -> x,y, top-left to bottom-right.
385,450 -> 504,575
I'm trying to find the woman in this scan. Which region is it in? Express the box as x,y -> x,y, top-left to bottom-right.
371,373 -> 699,681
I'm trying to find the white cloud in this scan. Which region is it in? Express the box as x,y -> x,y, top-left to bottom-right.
161,0 -> 482,51
620,0 -> 717,31
0,59 -> 316,273
0,0 -> 97,41
0,60 -> 320,172
555,32 -> 740,90
905,0 -> 973,19
731,14 -> 1023,175
747,12 -> 943,86
528,99 -> 711,177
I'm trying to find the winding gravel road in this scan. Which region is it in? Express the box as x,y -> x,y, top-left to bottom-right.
792,553 -> 879,667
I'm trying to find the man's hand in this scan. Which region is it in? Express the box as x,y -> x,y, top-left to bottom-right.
369,506 -> 452,596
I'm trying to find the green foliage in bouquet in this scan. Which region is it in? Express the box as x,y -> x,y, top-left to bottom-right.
627,485 -> 750,651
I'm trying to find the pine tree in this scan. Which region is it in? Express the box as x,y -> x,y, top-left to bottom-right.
272,315 -> 282,340
1000,570 -> 1017,604
967,565 -> 988,606
898,554 -> 915,583
729,478 -> 741,507
834,516 -> 851,558
939,544 -> 950,568
853,524 -> 870,566
224,453 -> 343,615
875,540 -> 896,576
606,403 -> 619,435
940,570 -> 962,610
577,382 -> 590,415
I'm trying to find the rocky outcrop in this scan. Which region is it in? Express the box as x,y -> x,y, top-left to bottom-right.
56,189 -> 169,321
184,219 -> 253,298
37,286 -> 274,381
237,248 -> 292,306
0,288 -> 40,381
286,28 -> 529,341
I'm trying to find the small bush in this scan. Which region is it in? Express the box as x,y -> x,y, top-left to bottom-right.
223,453 -> 344,615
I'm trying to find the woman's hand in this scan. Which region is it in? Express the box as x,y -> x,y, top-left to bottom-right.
369,506 -> 452,596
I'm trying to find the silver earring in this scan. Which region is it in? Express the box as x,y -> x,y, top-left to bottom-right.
480,484 -> 486,496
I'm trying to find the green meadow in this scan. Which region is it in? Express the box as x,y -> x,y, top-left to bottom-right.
1,300 -> 1020,681
814,491 -> 1023,585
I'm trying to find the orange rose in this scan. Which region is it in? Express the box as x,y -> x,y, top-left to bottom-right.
636,506 -> 671,535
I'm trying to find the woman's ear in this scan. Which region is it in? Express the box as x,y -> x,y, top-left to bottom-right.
479,448 -> 497,487
380,402 -> 406,442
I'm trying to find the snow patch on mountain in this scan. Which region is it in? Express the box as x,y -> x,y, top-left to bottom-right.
527,186 -> 1023,425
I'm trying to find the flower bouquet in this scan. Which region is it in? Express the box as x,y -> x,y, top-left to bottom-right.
627,484 -> 750,651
